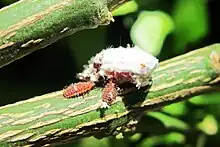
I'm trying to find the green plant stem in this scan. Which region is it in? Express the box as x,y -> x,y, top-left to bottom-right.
0,44 -> 220,146
0,0 -> 129,68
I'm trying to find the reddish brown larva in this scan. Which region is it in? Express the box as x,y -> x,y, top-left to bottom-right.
63,81 -> 95,98
102,80 -> 118,106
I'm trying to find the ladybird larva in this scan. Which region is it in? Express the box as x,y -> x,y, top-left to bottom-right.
63,81 -> 95,98
102,80 -> 118,106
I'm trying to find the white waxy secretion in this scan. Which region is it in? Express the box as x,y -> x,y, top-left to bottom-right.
77,45 -> 159,88
100,46 -> 158,74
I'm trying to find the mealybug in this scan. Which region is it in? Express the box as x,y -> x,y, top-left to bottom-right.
77,45 -> 159,88
64,45 -> 159,109
63,81 -> 95,98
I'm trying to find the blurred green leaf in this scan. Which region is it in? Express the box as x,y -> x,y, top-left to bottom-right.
78,137 -> 110,147
130,11 -> 174,55
112,1 -> 138,16
129,133 -> 142,142
163,132 -> 185,145
172,0 -> 208,53
162,101 -> 187,116
147,112 -> 189,130
197,114 -> 218,135
189,92 -> 220,105
137,132 -> 185,147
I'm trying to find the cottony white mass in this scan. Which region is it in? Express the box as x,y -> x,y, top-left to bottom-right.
77,45 -> 159,88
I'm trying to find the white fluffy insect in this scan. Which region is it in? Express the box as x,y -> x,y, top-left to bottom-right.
77,45 -> 159,88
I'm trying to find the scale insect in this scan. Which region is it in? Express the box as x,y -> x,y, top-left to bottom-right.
63,45 -> 159,108
63,81 -> 95,98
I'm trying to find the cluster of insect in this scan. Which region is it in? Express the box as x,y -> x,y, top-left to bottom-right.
63,45 -> 159,108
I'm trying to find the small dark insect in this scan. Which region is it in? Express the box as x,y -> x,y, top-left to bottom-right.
63,81 -> 95,98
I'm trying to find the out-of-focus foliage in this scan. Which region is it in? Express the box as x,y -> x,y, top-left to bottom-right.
147,112 -> 189,131
130,11 -> 174,55
137,132 -> 185,147
172,0 -> 209,54
189,92 -> 220,105
112,1 -> 139,16
197,114 -> 218,135
0,0 -> 220,147
162,101 -> 187,116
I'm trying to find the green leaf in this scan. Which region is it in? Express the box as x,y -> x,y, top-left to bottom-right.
129,133 -> 142,142
137,132 -> 185,147
172,0 -> 208,53
162,101 -> 187,116
130,11 -> 174,56
147,112 -> 189,130
189,92 -> 220,105
112,1 -> 138,16
197,114 -> 218,135
78,137 -> 110,147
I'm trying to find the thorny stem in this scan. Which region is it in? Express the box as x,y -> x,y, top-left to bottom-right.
0,44 -> 220,146
0,0 -> 129,68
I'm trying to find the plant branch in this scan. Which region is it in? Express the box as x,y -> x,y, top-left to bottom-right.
0,44 -> 220,146
0,0 -> 129,68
